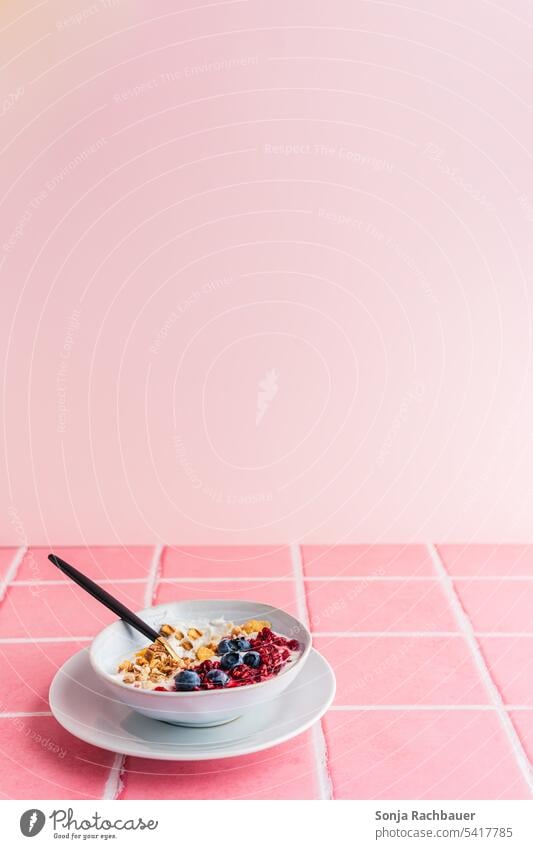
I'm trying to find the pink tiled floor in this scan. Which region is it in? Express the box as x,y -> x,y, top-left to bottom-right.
305,579 -> 457,632
0,716 -> 116,799
121,732 -> 319,800
454,579 -> 533,633
0,545 -> 531,800
0,581 -> 147,638
313,635 -> 489,706
437,544 -> 533,577
155,578 -> 298,616
162,546 -> 293,579
478,638 -> 533,706
322,711 -> 531,799
0,641 -> 90,713
302,545 -> 433,577
16,546 -> 154,582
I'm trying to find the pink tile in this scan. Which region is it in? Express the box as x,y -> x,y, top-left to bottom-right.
0,641 -> 90,713
438,545 -> 533,577
16,546 -> 153,582
303,545 -> 433,577
455,580 -> 533,633
162,546 -> 292,579
121,731 -> 318,799
0,716 -> 115,799
479,638 -> 533,706
323,711 -> 530,799
508,712 -> 533,764
306,580 -> 456,632
314,635 -> 487,706
0,582 -> 146,638
155,580 -> 298,617
0,548 -> 17,583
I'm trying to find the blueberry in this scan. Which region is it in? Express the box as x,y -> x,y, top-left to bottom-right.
216,639 -> 233,655
206,669 -> 230,687
220,651 -> 242,670
230,637 -> 251,651
174,670 -> 201,691
243,651 -> 261,668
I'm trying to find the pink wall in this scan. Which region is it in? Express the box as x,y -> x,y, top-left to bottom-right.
1,0 -> 533,545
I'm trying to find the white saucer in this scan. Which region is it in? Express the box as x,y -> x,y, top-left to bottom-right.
49,648 -> 335,760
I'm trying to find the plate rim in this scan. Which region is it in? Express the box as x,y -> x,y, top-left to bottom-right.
49,647 -> 336,761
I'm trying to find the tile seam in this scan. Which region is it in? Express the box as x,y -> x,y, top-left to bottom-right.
0,636 -> 93,643
0,711 -> 53,717
144,544 -> 164,608
102,752 -> 126,801
290,542 -> 334,800
427,543 -> 533,795
313,631 -> 533,637
3,705 -> 533,719
10,574 -> 533,585
329,705 -> 533,711
0,546 -> 27,602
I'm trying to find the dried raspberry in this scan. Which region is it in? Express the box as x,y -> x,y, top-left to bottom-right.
287,639 -> 300,651
231,664 -> 253,680
196,659 -> 219,675
260,645 -> 281,664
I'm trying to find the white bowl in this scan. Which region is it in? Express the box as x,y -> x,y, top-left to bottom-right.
90,600 -> 311,727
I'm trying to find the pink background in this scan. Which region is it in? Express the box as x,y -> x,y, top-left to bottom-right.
2,0 -> 533,545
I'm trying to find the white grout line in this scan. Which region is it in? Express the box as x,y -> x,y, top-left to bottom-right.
329,705 -> 533,711
290,542 -> 334,800
0,546 -> 27,601
0,636 -> 92,643
159,576 -> 294,583
305,575 -> 533,581
0,705 -> 531,720
0,711 -> 53,718
9,574 -> 533,586
313,631 -> 461,638
444,576 -> 533,581
427,543 -> 533,794
144,544 -> 164,608
290,543 -> 310,628
102,752 -> 126,800
11,578 -> 147,586
314,631 -> 533,637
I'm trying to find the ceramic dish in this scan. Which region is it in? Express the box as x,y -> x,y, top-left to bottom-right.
90,600 -> 311,726
50,647 -> 335,760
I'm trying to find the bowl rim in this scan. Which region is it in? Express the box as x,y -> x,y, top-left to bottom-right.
89,600 -> 311,698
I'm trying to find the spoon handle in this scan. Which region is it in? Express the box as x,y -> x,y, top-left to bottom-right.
48,553 -> 160,643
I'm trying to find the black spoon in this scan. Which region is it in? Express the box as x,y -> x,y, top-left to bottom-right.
47,553 -> 180,660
